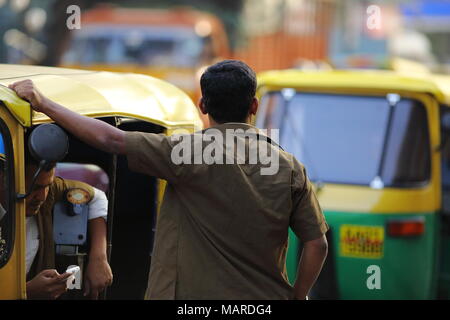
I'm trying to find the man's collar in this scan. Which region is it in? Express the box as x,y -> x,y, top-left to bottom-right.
198,122 -> 274,141
207,122 -> 259,132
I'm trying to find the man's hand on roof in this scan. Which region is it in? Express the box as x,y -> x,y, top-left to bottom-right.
9,79 -> 126,155
9,80 -> 46,112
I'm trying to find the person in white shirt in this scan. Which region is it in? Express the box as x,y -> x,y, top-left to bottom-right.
0,153 -> 112,300
25,184 -> 110,298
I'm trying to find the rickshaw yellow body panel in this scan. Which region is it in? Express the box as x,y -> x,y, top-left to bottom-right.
0,85 -> 31,127
0,106 -> 26,299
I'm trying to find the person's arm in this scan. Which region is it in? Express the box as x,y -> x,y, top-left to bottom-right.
10,80 -> 185,182
83,188 -> 112,299
84,217 -> 112,299
292,235 -> 328,300
9,80 -> 126,155
290,160 -> 329,300
26,269 -> 72,300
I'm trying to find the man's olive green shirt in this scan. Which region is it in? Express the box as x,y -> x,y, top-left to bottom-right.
125,123 -> 328,300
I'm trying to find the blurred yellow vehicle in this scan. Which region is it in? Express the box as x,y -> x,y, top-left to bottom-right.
256,69 -> 450,299
59,5 -> 230,127
0,64 -> 202,299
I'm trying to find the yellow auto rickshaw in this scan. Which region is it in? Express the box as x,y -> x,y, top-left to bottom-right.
256,69 -> 450,299
0,64 -> 202,299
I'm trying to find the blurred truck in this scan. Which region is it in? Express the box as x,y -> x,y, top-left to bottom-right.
59,5 -> 230,126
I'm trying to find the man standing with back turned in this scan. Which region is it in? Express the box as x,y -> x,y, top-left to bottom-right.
10,60 -> 328,300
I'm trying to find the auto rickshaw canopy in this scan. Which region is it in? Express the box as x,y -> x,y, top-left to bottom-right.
257,69 -> 448,105
0,64 -> 203,130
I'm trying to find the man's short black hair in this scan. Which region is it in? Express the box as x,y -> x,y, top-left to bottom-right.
200,60 -> 257,123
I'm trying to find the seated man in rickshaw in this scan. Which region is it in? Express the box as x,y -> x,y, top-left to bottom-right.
16,146 -> 112,299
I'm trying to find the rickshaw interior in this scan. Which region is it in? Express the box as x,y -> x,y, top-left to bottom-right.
29,117 -> 165,299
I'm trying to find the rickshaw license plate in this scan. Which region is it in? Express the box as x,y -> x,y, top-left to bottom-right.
340,225 -> 384,259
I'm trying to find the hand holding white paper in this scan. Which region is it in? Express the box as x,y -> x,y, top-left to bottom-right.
65,265 -> 81,290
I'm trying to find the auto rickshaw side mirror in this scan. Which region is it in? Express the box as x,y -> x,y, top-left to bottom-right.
16,124 -> 69,200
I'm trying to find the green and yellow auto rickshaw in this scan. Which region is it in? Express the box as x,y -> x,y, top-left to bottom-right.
0,64 -> 202,299
256,69 -> 450,299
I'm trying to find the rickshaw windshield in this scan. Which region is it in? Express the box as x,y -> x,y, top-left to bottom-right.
259,92 -> 430,187
62,25 -> 206,68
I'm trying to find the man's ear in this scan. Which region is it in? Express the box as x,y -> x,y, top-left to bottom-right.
249,97 -> 259,116
199,97 -> 208,115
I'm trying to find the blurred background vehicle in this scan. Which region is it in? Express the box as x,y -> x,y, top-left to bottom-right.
59,5 -> 230,103
58,5 -> 229,127
256,68 -> 450,300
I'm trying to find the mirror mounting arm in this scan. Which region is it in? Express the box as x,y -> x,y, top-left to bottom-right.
16,160 -> 49,201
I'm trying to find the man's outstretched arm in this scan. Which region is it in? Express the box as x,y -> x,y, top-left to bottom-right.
9,80 -> 126,155
293,235 -> 328,300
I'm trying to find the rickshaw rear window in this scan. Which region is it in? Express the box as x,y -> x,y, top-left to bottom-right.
258,92 -> 430,187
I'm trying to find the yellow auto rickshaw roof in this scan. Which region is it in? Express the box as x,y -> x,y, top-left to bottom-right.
257,69 -> 449,104
426,74 -> 450,105
0,64 -> 202,130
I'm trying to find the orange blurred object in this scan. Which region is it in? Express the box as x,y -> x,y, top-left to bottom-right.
234,0 -> 334,73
